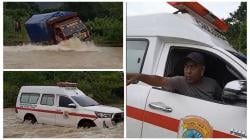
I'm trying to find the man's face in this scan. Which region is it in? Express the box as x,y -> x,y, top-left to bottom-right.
184,60 -> 205,84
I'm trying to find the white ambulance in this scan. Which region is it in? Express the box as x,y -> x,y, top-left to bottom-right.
127,2 -> 246,138
16,82 -> 123,128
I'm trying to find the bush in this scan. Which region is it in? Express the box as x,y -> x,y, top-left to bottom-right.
86,17 -> 122,45
4,71 -> 124,108
4,10 -> 30,45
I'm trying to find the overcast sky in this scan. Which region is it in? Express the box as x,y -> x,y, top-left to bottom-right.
127,1 -> 240,19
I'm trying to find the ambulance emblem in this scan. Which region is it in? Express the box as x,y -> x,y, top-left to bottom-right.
63,111 -> 69,119
178,115 -> 213,138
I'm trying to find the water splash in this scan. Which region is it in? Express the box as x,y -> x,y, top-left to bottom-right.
5,38 -> 100,52
56,38 -> 99,51
4,108 -> 124,138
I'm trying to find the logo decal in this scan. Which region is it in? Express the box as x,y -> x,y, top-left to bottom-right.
178,115 -> 213,138
63,111 -> 69,119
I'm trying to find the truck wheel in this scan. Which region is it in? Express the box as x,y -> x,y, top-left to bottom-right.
78,119 -> 96,128
24,114 -> 37,124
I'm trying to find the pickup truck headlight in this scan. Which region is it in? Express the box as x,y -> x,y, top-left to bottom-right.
95,112 -> 113,118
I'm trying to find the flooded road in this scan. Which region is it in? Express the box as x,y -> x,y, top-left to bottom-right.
4,38 -> 123,69
4,108 -> 124,138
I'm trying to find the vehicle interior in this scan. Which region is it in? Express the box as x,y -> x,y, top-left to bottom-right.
164,46 -> 245,106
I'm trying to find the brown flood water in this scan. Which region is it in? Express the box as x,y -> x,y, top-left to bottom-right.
4,108 -> 124,138
4,38 -> 123,69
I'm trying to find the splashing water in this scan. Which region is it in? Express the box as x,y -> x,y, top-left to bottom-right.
56,38 -> 99,51
4,38 -> 123,69
5,38 -> 100,52
4,108 -> 124,138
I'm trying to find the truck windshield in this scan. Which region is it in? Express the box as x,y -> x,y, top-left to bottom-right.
62,20 -> 86,37
71,95 -> 99,107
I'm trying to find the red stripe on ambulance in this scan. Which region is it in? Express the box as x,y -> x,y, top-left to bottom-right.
16,107 -> 96,118
127,105 -> 239,138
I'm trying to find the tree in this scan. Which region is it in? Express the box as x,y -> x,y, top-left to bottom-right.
4,71 -> 124,108
4,2 -> 40,17
4,2 -> 40,45
223,2 -> 246,55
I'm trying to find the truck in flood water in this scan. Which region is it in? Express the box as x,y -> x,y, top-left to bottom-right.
25,11 -> 90,44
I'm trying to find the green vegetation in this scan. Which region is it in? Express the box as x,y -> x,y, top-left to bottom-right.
86,17 -> 122,46
4,71 -> 124,108
4,3 -> 39,45
223,2 -> 246,55
4,2 -> 123,46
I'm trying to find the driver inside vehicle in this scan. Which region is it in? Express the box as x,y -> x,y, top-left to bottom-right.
127,52 -> 222,102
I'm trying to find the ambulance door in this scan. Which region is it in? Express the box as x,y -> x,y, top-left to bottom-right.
39,94 -> 56,125
126,37 -> 164,137
142,88 -> 246,138
55,95 -> 78,127
141,44 -> 246,138
126,38 -> 149,137
127,85 -> 152,137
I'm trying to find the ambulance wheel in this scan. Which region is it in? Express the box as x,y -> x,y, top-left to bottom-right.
24,114 -> 37,124
78,119 -> 96,128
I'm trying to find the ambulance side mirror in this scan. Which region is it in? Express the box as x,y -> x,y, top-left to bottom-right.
68,103 -> 76,108
222,80 -> 246,104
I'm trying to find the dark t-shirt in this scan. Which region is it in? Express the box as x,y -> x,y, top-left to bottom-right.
163,76 -> 222,101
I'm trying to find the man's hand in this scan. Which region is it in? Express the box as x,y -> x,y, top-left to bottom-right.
126,73 -> 168,87
126,73 -> 140,86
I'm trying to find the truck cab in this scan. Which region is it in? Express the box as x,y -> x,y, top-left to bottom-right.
25,11 -> 90,44
47,13 -> 90,44
126,2 -> 246,138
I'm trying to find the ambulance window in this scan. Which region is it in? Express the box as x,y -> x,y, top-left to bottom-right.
59,96 -> 74,108
164,47 -> 245,106
127,39 -> 149,73
20,93 -> 29,103
40,94 -> 54,106
20,93 -> 40,104
72,96 -> 99,107
29,94 -> 40,104
228,51 -> 246,64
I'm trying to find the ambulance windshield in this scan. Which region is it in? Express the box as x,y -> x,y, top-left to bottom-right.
228,51 -> 246,64
72,95 -> 99,107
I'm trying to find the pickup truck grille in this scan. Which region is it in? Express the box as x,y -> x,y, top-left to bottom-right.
112,112 -> 124,123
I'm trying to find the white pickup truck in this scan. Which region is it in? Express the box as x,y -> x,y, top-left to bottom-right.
16,82 -> 123,128
126,2 -> 246,138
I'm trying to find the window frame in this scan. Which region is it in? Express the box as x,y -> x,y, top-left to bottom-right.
40,94 -> 55,106
126,38 -> 149,73
20,93 -> 40,104
59,95 -> 74,108
165,46 -> 244,80
162,45 -> 246,106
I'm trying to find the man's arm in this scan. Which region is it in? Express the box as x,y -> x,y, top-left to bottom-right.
127,73 -> 167,86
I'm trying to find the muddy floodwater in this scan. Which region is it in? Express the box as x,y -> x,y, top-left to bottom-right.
4,38 -> 123,69
4,108 -> 124,138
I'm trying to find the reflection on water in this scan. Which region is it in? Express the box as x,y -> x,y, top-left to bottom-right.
4,108 -> 124,138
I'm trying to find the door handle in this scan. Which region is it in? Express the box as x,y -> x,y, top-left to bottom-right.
149,102 -> 172,113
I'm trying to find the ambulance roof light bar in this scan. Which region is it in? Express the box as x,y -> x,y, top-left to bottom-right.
57,82 -> 77,87
168,2 -> 229,32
